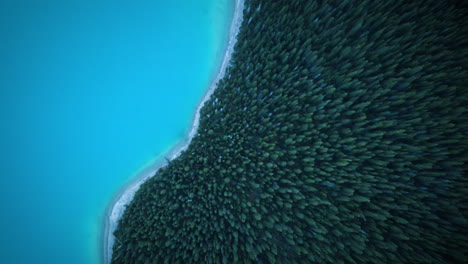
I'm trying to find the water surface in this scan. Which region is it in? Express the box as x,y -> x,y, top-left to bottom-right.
0,0 -> 232,263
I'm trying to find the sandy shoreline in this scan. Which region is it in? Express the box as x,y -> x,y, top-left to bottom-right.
102,0 -> 245,263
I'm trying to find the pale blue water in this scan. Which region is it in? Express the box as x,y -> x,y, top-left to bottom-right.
0,0 -> 232,263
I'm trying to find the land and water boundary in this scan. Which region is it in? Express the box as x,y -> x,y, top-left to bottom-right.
101,0 -> 245,263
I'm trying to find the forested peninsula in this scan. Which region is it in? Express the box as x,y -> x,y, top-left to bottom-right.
111,0 -> 467,263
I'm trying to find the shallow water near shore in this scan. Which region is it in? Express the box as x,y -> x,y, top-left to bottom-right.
0,1 -> 232,263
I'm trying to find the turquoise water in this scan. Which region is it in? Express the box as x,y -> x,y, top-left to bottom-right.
0,0 -> 232,263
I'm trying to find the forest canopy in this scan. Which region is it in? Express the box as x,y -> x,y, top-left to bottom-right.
112,0 -> 467,263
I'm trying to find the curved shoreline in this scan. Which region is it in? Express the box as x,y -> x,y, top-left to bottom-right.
102,0 -> 245,263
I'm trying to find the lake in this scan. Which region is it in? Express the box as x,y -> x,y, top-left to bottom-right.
0,0 -> 232,263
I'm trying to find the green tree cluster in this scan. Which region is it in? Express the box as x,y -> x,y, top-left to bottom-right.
112,0 -> 467,263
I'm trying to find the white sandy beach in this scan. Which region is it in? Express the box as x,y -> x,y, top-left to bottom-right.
102,0 -> 245,263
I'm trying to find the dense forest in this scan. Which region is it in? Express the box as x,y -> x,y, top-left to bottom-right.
111,0 -> 467,263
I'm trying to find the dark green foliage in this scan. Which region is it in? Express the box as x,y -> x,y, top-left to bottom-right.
112,0 -> 467,263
